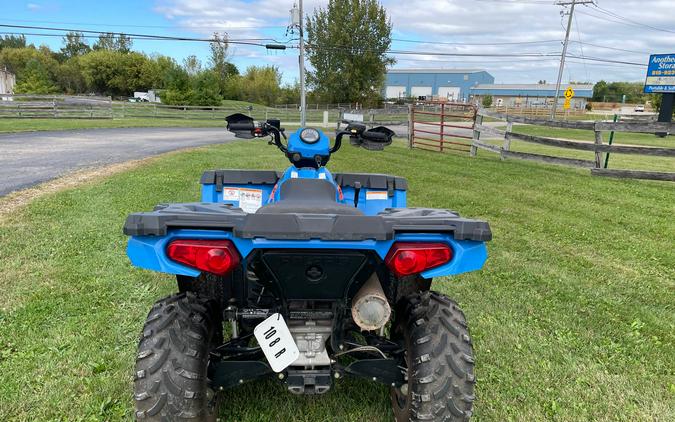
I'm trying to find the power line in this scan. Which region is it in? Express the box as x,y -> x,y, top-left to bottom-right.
304,41 -> 647,66
0,24 -> 288,47
591,4 -> 675,34
0,31 -> 282,43
2,23 -> 649,68
568,41 -> 649,55
391,37 -> 561,46
0,18 -> 287,31
577,6 -> 675,35
573,12 -> 590,82
471,0 -> 554,4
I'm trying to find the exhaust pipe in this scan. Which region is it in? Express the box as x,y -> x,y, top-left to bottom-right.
351,273 -> 391,331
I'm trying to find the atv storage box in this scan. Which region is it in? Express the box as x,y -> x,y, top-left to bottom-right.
200,170 -> 407,215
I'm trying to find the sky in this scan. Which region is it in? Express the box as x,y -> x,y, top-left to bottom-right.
2,0 -> 674,85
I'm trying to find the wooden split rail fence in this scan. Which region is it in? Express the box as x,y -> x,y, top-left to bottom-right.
470,109 -> 675,182
0,95 -> 114,119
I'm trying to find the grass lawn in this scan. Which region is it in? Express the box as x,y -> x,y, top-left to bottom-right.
491,124 -> 675,172
0,118 -> 228,133
0,141 -> 673,421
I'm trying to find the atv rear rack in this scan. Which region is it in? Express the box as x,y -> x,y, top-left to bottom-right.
123,203 -> 492,242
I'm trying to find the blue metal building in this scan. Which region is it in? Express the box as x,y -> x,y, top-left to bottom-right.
384,68 -> 495,101
469,84 -> 594,109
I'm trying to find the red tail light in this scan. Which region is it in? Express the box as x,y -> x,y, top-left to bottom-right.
385,242 -> 453,276
167,239 -> 240,275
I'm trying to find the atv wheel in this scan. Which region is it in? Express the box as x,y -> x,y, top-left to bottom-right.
391,291 -> 476,421
134,292 -> 222,421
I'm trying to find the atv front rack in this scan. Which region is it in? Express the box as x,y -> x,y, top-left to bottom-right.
123,204 -> 492,242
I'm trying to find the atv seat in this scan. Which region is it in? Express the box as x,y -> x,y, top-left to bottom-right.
256,178 -> 363,215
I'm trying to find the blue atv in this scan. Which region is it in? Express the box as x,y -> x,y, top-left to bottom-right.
124,114 -> 491,421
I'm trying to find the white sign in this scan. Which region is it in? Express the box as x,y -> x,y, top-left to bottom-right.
343,113 -> 364,122
254,313 -> 300,373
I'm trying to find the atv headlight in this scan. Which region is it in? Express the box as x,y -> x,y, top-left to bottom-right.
300,128 -> 320,144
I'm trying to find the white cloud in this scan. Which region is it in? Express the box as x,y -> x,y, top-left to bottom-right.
153,0 -> 675,83
27,3 -> 42,11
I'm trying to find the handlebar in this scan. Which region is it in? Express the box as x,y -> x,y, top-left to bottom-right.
261,123 -> 287,153
227,122 -> 255,131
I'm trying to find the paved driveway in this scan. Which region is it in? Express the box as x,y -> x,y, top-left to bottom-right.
0,127 -> 236,196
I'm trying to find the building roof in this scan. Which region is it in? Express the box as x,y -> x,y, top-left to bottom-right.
387,68 -> 486,74
473,84 -> 593,91
470,83 -> 594,98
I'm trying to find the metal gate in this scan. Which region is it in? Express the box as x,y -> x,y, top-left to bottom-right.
410,102 -> 477,153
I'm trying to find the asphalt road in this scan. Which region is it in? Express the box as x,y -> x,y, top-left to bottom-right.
0,127 -> 236,196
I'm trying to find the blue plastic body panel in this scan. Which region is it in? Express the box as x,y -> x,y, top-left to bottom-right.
130,127 -> 487,281
201,183 -> 276,206
127,229 -> 487,279
200,166 -> 407,216
287,128 -> 331,158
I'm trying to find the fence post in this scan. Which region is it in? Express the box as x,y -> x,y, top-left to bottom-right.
439,103 -> 445,152
501,121 -> 513,160
408,104 -> 414,149
593,126 -> 603,168
603,114 -> 618,168
470,112 -> 483,157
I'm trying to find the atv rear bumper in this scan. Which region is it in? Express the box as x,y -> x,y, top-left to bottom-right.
124,205 -> 491,279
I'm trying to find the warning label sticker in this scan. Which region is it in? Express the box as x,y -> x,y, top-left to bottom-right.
222,188 -> 240,201
366,191 -> 388,201
238,188 -> 263,213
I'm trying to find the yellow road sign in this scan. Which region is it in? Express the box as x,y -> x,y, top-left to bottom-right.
563,98 -> 571,110
564,87 -> 575,99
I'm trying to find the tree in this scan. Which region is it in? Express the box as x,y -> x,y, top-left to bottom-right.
209,33 -> 237,78
592,80 -> 646,103
238,66 -> 282,106
0,35 -> 27,50
306,0 -> 395,105
0,46 -> 59,82
183,55 -> 202,76
592,80 -> 609,101
93,33 -> 133,53
61,32 -> 91,59
117,34 -> 133,54
14,59 -> 57,94
56,57 -> 87,94
209,32 -> 238,98
93,33 -> 116,51
79,50 -> 157,96
481,95 -> 493,108
190,71 -> 223,106
278,82 -> 301,105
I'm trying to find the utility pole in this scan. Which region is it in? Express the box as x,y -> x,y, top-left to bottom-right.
290,1 -> 307,127
551,0 -> 594,119
299,0 -> 306,127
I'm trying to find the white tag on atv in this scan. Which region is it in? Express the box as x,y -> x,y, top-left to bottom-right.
254,313 -> 300,373
238,188 -> 263,213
